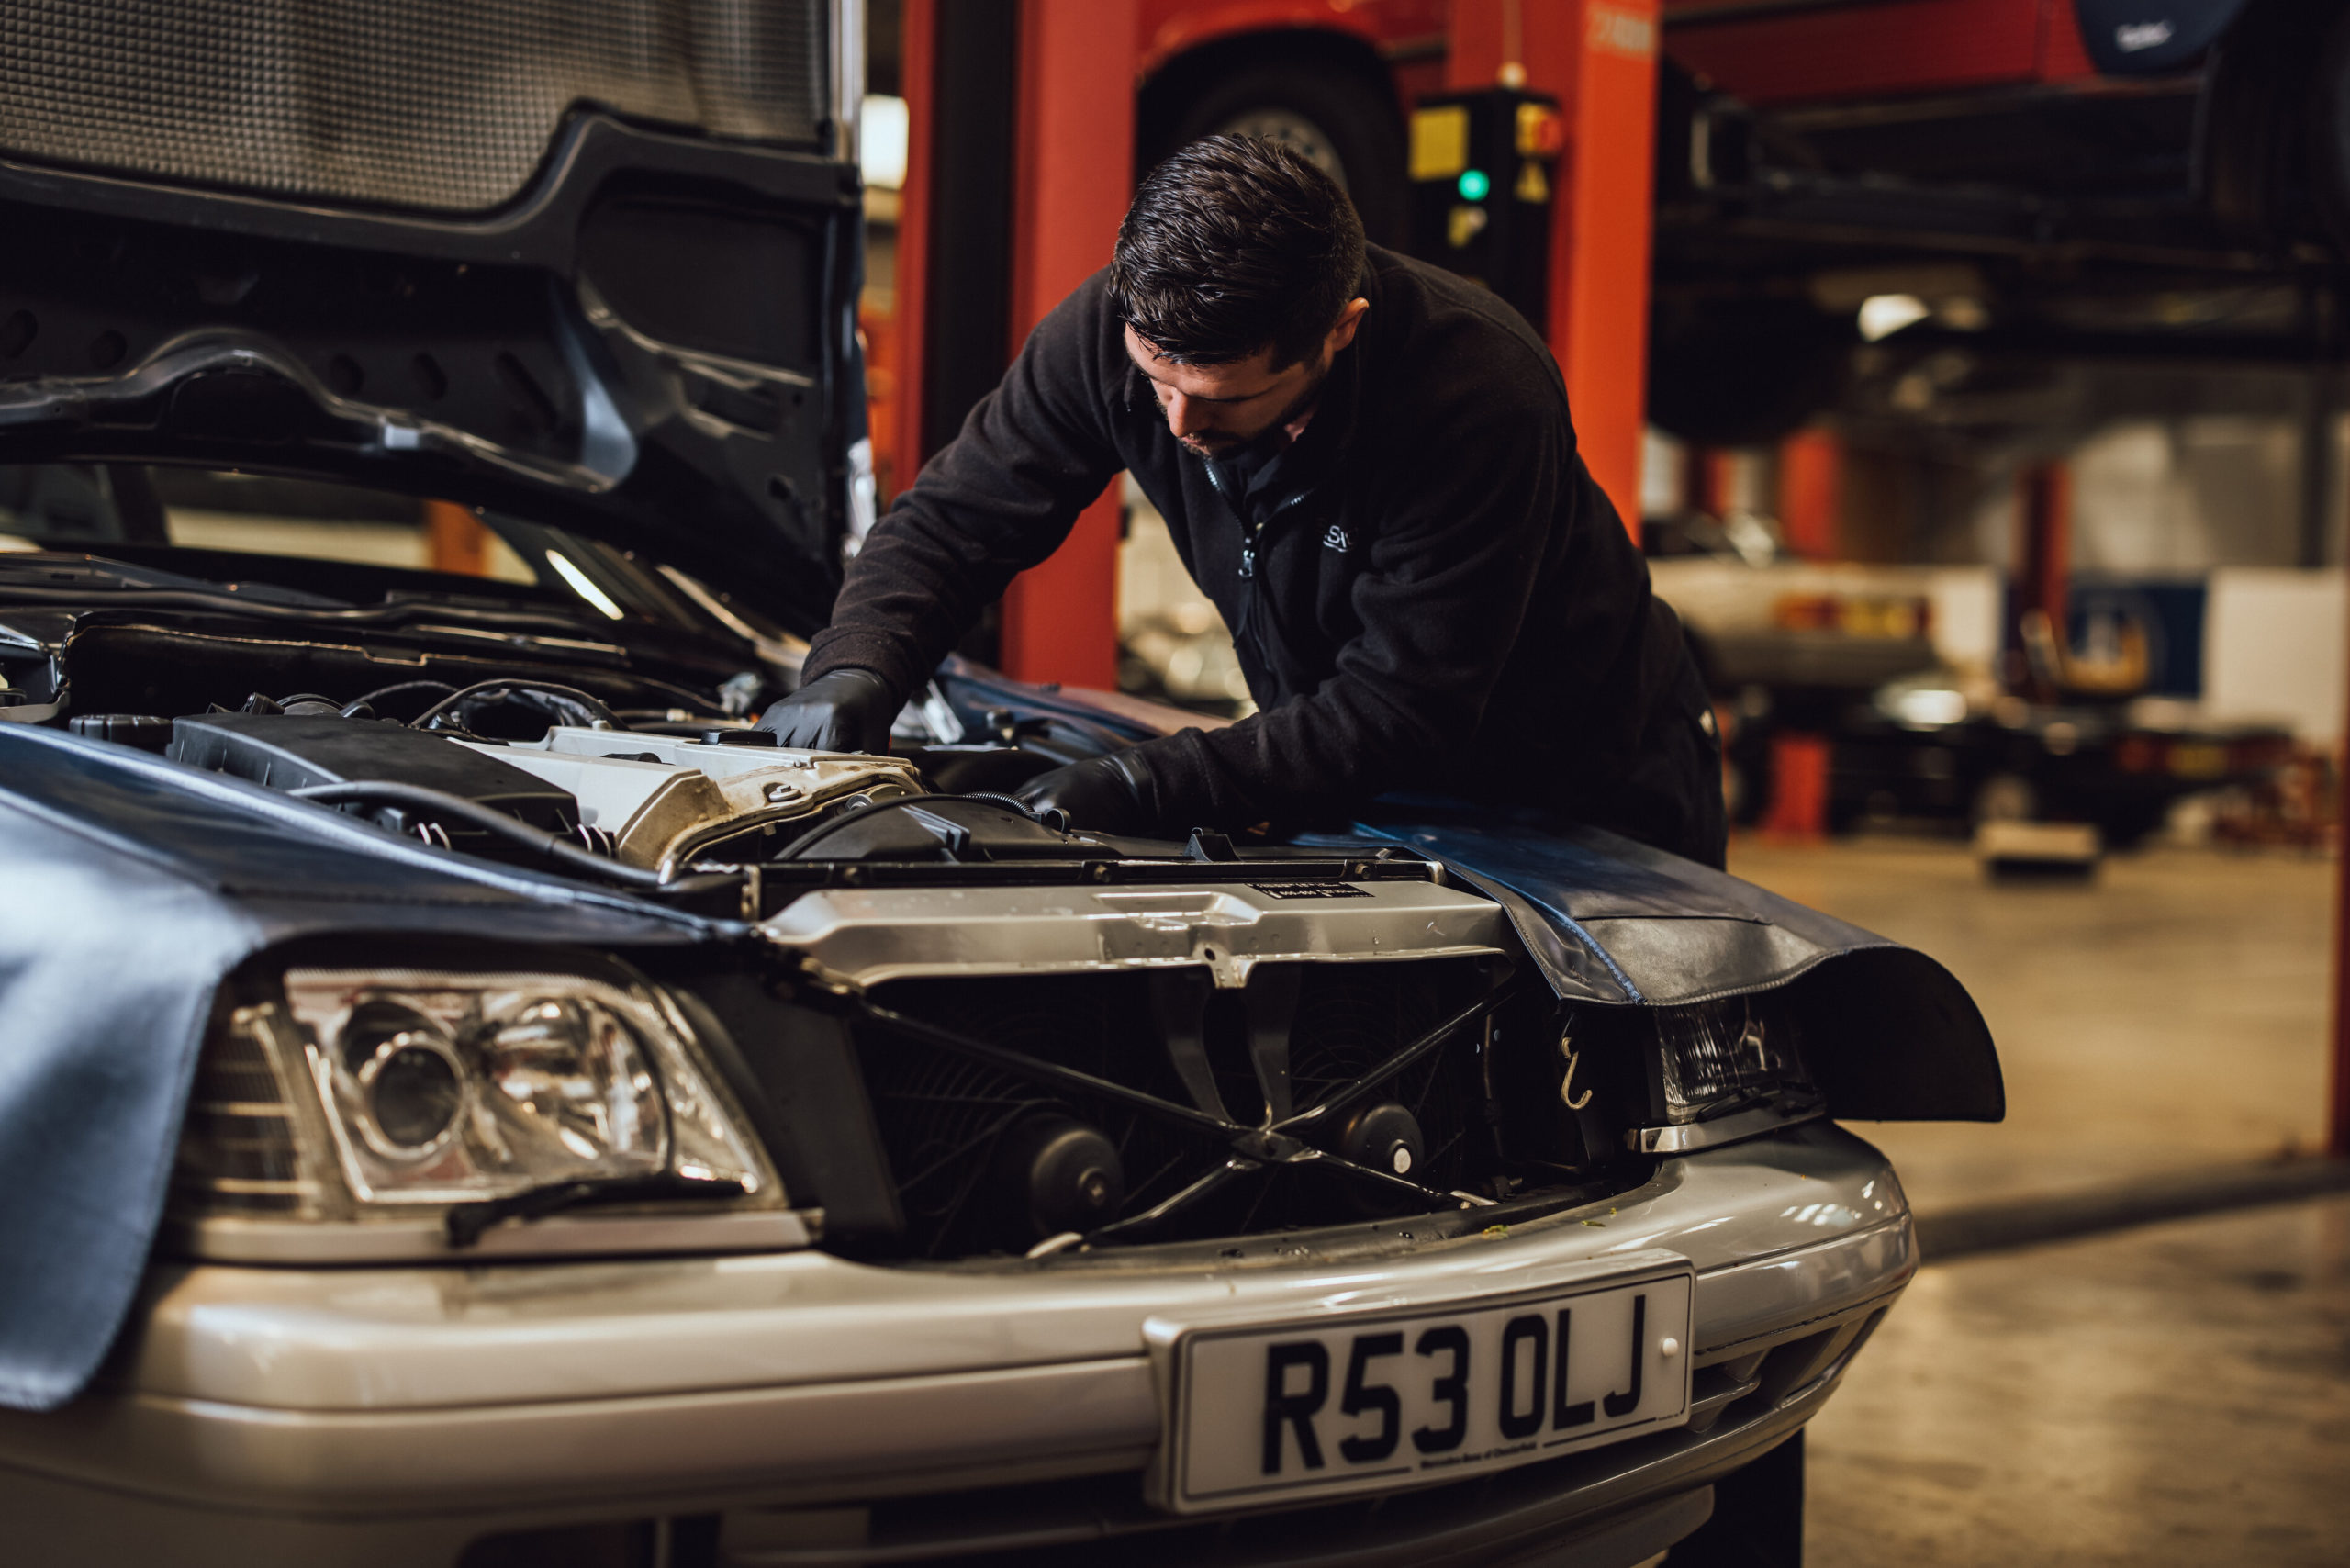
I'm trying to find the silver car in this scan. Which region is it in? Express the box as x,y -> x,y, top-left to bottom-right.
0,3 -> 2000,1564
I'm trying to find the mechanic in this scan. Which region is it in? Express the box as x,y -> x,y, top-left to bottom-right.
760,135 -> 1726,866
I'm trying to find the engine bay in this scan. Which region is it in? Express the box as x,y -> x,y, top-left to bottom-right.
0,538 -> 1395,919
168,704 -> 934,877
90,678 -> 1619,1259
0,535 -> 1182,899
0,566 -> 1855,1266
106,677 -> 1163,910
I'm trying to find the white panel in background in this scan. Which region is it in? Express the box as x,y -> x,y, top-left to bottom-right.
2203,568 -> 2346,744
1922,567 -> 2002,670
2070,419 -> 2303,575
1646,559 -> 2001,676
1640,427 -> 1683,517
859,95 -> 909,190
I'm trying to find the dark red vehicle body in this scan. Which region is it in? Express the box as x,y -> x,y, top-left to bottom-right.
1132,1 -> 2337,444
1136,1 -> 2115,131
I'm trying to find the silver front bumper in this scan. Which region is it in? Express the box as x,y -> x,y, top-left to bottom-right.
0,1122 -> 1910,1563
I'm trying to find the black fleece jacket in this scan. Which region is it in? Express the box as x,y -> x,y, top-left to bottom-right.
806,244 -> 1691,835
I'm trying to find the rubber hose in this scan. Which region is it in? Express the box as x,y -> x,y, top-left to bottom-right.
289,780 -> 733,894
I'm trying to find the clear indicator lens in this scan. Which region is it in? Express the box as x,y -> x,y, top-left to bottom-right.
1653,996 -> 1811,1124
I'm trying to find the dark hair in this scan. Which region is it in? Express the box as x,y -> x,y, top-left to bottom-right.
1109,135 -> 1367,370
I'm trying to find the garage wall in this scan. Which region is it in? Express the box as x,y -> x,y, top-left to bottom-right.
2068,420 -> 2307,574
2203,568 -> 2348,745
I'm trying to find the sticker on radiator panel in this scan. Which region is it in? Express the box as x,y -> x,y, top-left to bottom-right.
1251,881 -> 1372,899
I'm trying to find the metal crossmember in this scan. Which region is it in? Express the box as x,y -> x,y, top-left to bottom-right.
852,979 -> 1519,1241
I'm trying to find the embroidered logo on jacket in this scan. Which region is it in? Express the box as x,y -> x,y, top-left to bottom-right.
1321,523 -> 1352,553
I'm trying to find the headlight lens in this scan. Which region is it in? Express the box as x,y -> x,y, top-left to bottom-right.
282,968 -> 764,1204
340,1000 -> 471,1157
1651,992 -> 1814,1124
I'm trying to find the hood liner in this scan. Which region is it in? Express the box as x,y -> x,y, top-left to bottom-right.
0,112 -> 863,634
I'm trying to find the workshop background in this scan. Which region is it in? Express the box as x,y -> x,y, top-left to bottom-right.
846,4 -> 2350,1563
59,2 -> 2344,1558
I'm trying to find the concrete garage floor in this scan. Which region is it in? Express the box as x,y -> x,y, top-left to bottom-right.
1807,1196 -> 2350,1566
1726,837 -> 2337,1210
1721,838 -> 2349,1565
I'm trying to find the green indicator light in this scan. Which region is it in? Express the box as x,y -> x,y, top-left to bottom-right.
1457,168 -> 1491,201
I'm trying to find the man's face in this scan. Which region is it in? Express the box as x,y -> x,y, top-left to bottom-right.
1124,301 -> 1368,458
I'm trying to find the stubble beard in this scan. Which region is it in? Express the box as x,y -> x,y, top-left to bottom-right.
1177,353 -> 1332,460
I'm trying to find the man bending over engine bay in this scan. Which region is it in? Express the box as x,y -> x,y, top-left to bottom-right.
759,135 -> 1725,866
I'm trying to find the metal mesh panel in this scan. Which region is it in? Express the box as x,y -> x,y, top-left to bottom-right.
0,0 -> 824,213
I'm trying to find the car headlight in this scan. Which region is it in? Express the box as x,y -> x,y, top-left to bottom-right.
1650,992 -> 1816,1126
280,969 -> 767,1203
172,965 -> 778,1246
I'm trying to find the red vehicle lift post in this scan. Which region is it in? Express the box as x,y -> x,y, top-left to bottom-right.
1777,428 -> 1841,560
994,0 -> 1139,689
2012,459 -> 2071,700
883,0 -> 935,510
1444,0 -> 1663,536
881,0 -> 1133,691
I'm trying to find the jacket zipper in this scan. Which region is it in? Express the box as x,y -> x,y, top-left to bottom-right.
1206,461 -> 1319,579
1227,484 -> 1320,684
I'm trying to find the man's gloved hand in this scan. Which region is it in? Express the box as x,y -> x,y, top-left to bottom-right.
1015,749 -> 1162,836
755,667 -> 900,753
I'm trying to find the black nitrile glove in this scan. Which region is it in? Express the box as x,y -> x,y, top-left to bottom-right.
1015,749 -> 1161,836
755,667 -> 900,753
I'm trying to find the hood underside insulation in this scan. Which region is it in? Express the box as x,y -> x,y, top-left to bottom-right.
0,0 -> 826,211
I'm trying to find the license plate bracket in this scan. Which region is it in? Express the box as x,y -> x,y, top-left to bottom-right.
1146,1251 -> 1695,1514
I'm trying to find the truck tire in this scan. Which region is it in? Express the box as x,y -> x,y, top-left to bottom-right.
1152,61 -> 1408,246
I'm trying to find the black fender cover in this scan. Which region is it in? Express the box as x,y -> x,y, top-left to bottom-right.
1327,811 -> 2003,1125
0,724 -> 735,1413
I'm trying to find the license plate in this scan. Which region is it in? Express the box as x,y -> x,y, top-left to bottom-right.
1147,1258 -> 1695,1513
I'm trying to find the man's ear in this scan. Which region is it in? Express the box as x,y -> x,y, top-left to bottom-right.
1326,297 -> 1371,355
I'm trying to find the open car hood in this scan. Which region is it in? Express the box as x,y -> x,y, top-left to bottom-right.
0,0 -> 865,633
